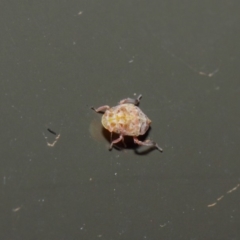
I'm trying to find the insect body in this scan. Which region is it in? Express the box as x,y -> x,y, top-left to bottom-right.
92,95 -> 163,152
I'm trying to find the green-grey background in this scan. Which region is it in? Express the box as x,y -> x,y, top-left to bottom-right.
1,1 -> 239,239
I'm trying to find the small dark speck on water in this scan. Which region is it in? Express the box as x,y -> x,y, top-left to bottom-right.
47,128 -> 57,135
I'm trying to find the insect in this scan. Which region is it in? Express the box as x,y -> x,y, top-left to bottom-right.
91,95 -> 163,152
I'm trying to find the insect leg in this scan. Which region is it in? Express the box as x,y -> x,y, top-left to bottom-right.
119,95 -> 142,105
109,135 -> 124,150
91,105 -> 110,113
133,137 -> 163,152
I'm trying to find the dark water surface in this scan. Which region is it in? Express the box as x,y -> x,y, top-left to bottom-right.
1,1 -> 240,239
